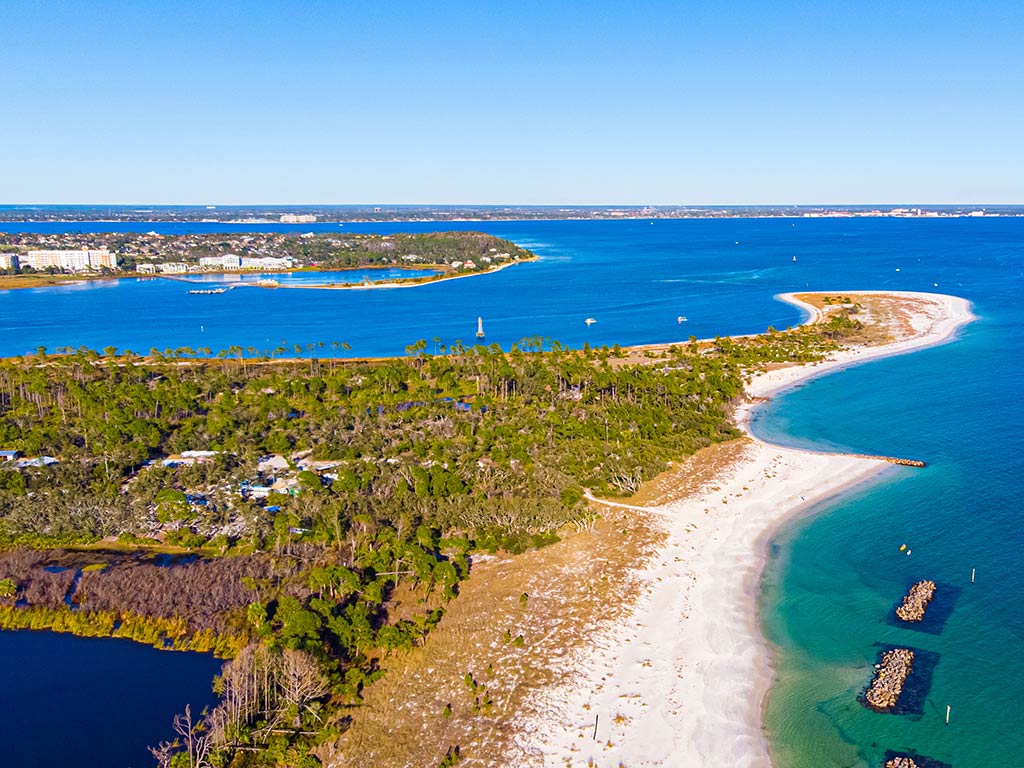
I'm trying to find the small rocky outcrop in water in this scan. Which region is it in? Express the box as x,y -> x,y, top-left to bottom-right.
896,580 -> 936,622
885,757 -> 920,768
866,648 -> 915,711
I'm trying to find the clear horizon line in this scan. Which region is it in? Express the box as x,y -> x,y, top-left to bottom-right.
0,201 -> 1020,208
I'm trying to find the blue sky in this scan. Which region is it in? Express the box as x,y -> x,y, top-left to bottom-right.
1,1 -> 1022,204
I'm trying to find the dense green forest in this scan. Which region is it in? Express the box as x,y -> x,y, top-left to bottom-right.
0,311 -> 862,767
281,232 -> 534,270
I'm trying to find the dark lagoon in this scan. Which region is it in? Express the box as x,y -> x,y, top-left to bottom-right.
0,630 -> 222,767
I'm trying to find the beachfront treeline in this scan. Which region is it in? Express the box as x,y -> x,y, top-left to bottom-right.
0,309 -> 863,767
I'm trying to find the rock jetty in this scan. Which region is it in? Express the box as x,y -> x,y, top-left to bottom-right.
865,648 -> 915,711
825,451 -> 926,467
896,580 -> 936,622
885,757 -> 920,768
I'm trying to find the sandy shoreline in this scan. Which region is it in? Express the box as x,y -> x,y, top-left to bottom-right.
512,291 -> 976,767
247,258 -> 527,290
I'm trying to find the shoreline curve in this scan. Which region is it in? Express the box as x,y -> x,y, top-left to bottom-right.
510,290 -> 976,767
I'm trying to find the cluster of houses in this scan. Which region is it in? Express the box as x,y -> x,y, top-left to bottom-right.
242,452 -> 341,500
0,450 -> 58,469
135,449 -> 340,514
399,247 -> 516,272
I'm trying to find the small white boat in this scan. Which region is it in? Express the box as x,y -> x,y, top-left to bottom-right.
584,318 -> 597,325
187,287 -> 228,295
792,255 -> 797,262
677,316 -> 688,323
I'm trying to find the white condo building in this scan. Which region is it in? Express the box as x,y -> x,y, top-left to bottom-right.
199,254 -> 243,269
21,249 -> 118,272
240,256 -> 292,269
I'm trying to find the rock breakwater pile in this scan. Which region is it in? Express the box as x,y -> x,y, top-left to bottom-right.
843,453 -> 927,467
866,648 -> 915,711
896,580 -> 937,622
885,757 -> 920,768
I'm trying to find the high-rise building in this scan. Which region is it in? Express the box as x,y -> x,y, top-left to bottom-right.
21,249 -> 118,272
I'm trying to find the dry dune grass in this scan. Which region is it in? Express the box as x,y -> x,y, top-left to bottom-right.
792,291 -> 932,346
324,439 -> 753,768
625,438 -> 750,508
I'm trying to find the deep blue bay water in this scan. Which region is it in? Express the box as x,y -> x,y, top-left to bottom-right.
1,217 -> 1023,766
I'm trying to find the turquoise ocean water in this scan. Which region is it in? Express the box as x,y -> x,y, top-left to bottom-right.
1,217 -> 1021,766
755,294 -> 1022,766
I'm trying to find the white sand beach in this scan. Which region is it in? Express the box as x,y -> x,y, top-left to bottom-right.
513,291 -> 976,767
256,258 -> 526,290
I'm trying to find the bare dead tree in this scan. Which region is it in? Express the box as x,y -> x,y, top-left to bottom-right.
278,648 -> 330,727
173,704 -> 213,768
148,740 -> 176,768
609,465 -> 643,494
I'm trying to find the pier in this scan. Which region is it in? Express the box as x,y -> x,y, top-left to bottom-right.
865,647 -> 915,711
896,580 -> 937,622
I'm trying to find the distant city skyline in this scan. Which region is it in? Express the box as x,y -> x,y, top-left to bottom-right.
2,1 -> 1022,205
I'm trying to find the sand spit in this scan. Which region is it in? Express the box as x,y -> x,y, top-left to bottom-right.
509,291 -> 975,767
